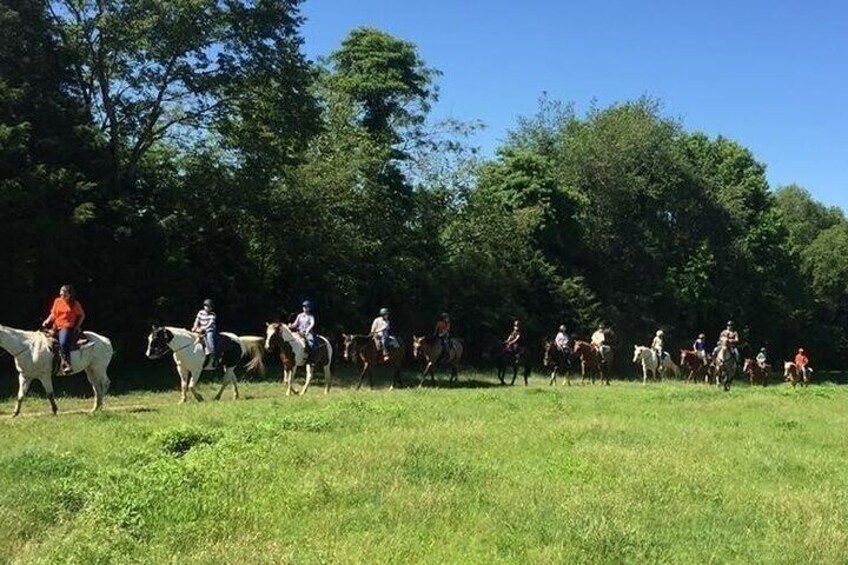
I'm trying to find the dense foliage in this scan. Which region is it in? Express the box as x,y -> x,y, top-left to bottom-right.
2,0 -> 846,379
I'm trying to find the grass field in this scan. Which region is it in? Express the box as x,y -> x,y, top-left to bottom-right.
1,367 -> 847,564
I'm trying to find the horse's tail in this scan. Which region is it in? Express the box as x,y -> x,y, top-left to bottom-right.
239,335 -> 266,376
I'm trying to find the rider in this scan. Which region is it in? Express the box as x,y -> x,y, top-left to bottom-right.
652,330 -> 665,370
794,348 -> 810,381
370,307 -> 392,362
504,319 -> 523,356
693,333 -> 708,365
591,324 -> 607,361
434,313 -> 451,363
192,298 -> 219,367
41,284 -> 85,374
555,324 -> 571,354
290,300 -> 317,361
718,321 -> 740,360
756,347 -> 768,370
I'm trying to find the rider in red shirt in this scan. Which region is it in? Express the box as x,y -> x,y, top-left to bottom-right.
794,348 -> 810,381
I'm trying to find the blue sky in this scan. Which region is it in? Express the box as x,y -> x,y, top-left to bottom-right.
301,1 -> 847,211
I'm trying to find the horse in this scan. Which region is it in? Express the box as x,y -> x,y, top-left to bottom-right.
713,345 -> 737,391
543,339 -> 575,386
412,335 -> 464,387
492,343 -> 533,386
743,359 -> 770,386
572,340 -> 609,385
783,362 -> 810,388
342,333 -> 405,390
146,326 -> 265,402
632,346 -> 680,384
680,349 -> 711,384
0,324 -> 112,416
265,323 -> 333,395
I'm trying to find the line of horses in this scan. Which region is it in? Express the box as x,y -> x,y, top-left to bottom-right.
0,322 -> 811,417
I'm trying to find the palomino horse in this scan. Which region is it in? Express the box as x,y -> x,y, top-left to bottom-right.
743,359 -> 770,386
680,350 -> 711,384
543,339 -> 575,386
713,345 -> 737,391
265,323 -> 333,395
412,335 -> 464,387
783,362 -> 810,388
146,326 -> 264,402
0,324 -> 112,416
572,341 -> 609,385
493,344 -> 532,386
632,346 -> 680,384
342,334 -> 405,390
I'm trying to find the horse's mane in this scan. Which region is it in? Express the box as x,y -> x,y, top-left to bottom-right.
163,326 -> 195,338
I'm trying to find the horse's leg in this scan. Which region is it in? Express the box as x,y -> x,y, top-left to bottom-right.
214,367 -> 231,401
230,367 -> 240,400
356,362 -> 368,391
84,367 -> 103,413
40,375 -> 59,415
12,373 -> 31,417
549,369 -> 557,386
323,365 -> 331,395
523,364 -> 530,386
393,363 -> 402,390
301,364 -> 313,396
419,362 -> 431,388
450,365 -> 458,385
177,365 -> 190,403
188,369 -> 204,401
431,362 -> 438,387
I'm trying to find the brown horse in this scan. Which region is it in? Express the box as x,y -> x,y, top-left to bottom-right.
572,341 -> 608,385
743,358 -> 770,387
412,335 -> 464,387
680,349 -> 711,384
266,325 -> 296,393
493,344 -> 532,386
543,339 -> 575,386
342,334 -> 405,390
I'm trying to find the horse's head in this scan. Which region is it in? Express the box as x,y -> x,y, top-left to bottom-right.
265,322 -> 282,350
743,358 -> 754,374
783,361 -> 795,380
543,339 -> 554,367
342,333 -> 355,362
412,336 -> 425,360
146,325 -> 174,359
632,345 -> 645,364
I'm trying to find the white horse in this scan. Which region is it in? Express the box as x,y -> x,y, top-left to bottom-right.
0,324 -> 112,416
146,326 -> 265,402
265,323 -> 333,396
632,345 -> 680,384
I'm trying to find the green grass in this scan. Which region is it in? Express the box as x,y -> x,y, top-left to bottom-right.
0,369 -> 847,564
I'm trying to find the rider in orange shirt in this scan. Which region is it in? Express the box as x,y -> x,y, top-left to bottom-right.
794,348 -> 810,382
41,284 -> 85,374
434,313 -> 451,363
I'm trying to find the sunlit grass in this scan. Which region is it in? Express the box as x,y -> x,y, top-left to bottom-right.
0,370 -> 846,564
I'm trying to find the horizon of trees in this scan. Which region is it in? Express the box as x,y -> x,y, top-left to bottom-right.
2,0 -> 847,392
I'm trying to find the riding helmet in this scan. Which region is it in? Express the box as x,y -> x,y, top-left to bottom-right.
559,324 -> 567,332
203,298 -> 214,308
302,300 -> 313,310
380,307 -> 389,315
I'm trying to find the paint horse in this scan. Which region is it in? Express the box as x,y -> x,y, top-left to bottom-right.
265,323 -> 333,395
146,326 -> 264,402
0,323 -> 112,416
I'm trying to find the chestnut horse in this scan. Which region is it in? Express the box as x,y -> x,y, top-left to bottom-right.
680,350 -> 711,384
743,359 -> 770,386
572,340 -> 609,385
412,335 -> 464,387
543,339 -> 574,386
342,334 -> 405,390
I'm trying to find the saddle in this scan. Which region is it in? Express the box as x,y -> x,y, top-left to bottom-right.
42,329 -> 91,375
375,335 -> 400,351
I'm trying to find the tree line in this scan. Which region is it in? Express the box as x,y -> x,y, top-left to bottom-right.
2,0 -> 847,386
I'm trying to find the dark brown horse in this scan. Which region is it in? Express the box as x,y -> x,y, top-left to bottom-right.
493,344 -> 532,386
543,339 -> 575,386
680,349 -> 711,384
342,334 -> 405,390
266,325 -> 296,394
412,335 -> 464,387
743,358 -> 770,387
572,340 -> 608,385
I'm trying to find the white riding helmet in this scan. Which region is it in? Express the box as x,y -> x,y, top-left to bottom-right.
656,330 -> 664,337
